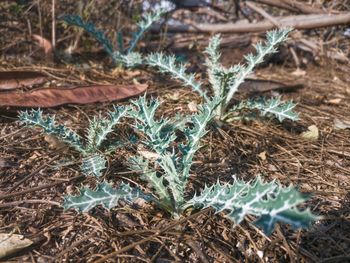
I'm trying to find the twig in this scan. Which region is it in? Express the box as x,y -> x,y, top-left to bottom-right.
150,13 -> 350,33
255,0 -> 326,14
93,208 -> 212,263
0,175 -> 84,200
246,1 -> 281,27
0,199 -> 60,208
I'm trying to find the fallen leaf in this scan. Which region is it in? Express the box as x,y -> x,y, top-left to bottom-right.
258,151 -> 267,161
0,71 -> 47,90
0,84 -> 147,108
31,34 -> 53,60
327,98 -> 342,105
164,91 -> 180,102
291,68 -> 306,77
137,150 -> 159,160
301,125 -> 319,141
334,118 -> 350,130
238,78 -> 304,94
0,233 -> 33,259
44,134 -> 68,151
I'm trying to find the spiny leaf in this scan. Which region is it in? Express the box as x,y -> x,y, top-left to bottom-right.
205,34 -> 225,99
224,28 -> 292,106
249,97 -> 299,122
129,156 -> 172,206
81,154 -> 106,177
61,15 -> 114,57
118,52 -> 143,68
180,98 -> 219,179
127,8 -> 167,53
188,176 -> 319,235
86,105 -> 129,152
227,97 -> 299,122
157,151 -> 185,206
63,182 -> 151,212
205,34 -> 221,67
145,52 -> 207,99
19,109 -> 85,152
129,95 -> 177,154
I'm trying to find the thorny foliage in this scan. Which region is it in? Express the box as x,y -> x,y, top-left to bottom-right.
19,27 -> 317,235
145,28 -> 299,121
19,106 -> 129,177
20,94 -> 318,235
61,8 -> 166,67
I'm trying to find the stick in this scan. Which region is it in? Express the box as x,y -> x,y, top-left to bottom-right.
255,0 -> 326,14
0,175 -> 83,200
246,1 -> 281,27
150,13 -> 350,34
0,199 -> 60,208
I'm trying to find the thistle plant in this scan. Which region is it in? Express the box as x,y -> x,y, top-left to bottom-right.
145,28 -> 299,122
63,95 -> 318,235
61,8 -> 166,67
19,106 -> 129,177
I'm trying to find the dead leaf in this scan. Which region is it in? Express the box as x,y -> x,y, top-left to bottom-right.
44,134 -> 68,151
334,118 -> 350,130
0,233 -> 33,259
137,150 -> 159,160
258,151 -> 267,161
327,98 -> 342,105
238,78 -> 304,94
301,125 -> 319,141
0,84 -> 147,108
291,68 -> 306,77
0,71 -> 47,90
164,91 -> 180,102
32,34 -> 53,60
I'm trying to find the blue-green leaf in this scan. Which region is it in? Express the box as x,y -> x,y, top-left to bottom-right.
188,176 -> 319,235
63,182 -> 151,212
19,109 -> 85,152
81,154 -> 106,177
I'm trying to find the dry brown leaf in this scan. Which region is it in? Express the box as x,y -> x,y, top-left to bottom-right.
291,68 -> 306,77
137,150 -> 159,160
301,125 -> 319,141
0,71 -> 47,90
238,78 -> 304,94
0,233 -> 33,259
44,134 -> 68,151
327,98 -> 342,105
258,151 -> 267,161
0,84 -> 148,108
